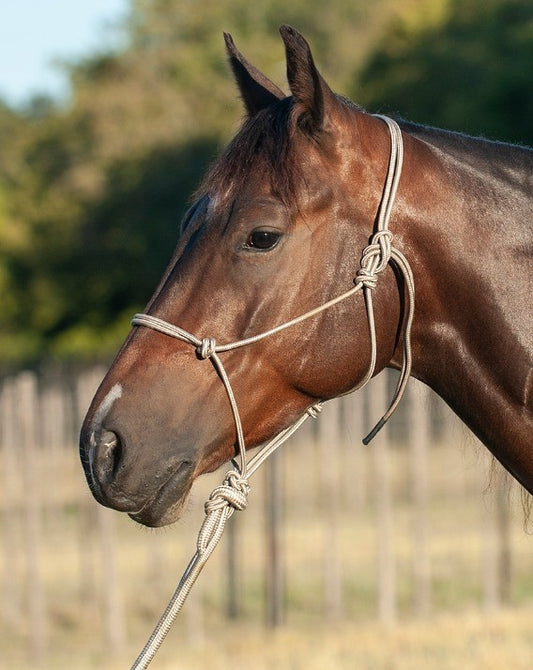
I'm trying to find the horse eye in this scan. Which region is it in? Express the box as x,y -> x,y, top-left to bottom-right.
246,230 -> 281,250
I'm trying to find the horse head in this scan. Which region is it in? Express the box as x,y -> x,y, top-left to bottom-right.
79,27 -> 407,527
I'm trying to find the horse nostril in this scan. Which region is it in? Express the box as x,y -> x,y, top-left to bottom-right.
93,430 -> 123,486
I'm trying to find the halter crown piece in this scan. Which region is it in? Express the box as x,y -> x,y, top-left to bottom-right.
129,116 -> 415,669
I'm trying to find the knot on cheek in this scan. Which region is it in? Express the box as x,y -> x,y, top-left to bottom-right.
197,337 -> 217,359
354,230 -> 393,291
354,267 -> 379,290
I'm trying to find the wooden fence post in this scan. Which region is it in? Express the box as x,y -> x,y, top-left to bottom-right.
409,380 -> 431,617
369,372 -> 396,624
483,464 -> 512,610
40,381 -> 67,516
483,483 -> 499,612
319,400 -> 343,621
495,469 -> 512,604
98,505 -> 127,654
1,377 -> 23,627
265,449 -> 284,627
226,513 -> 239,619
18,372 -> 47,660
341,394 -> 367,511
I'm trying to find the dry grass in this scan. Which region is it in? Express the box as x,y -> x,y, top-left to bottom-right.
4,607 -> 533,669
147,609 -> 533,670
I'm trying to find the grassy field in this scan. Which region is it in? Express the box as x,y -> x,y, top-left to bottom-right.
4,605 -> 533,669
131,608 -> 533,670
2,397 -> 533,669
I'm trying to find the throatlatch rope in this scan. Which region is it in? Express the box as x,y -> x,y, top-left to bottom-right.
129,115 -> 414,669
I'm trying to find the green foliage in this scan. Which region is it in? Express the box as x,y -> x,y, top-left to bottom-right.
356,0 -> 533,145
0,0 -> 531,369
0,0 -> 397,370
68,138 -> 217,331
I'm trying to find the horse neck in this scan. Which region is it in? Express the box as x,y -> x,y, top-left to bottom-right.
394,125 -> 533,491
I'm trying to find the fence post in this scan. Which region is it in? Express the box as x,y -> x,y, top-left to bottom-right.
483,482 -> 499,612
98,505 -> 127,654
265,449 -> 284,627
18,372 -> 47,660
319,400 -> 343,621
40,381 -> 67,517
369,372 -> 396,625
495,469 -> 512,604
341,394 -> 367,511
226,513 -> 239,619
1,377 -> 23,627
483,464 -> 512,610
409,380 -> 431,617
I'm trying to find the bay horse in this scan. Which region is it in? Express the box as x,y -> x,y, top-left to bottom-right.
80,26 -> 533,528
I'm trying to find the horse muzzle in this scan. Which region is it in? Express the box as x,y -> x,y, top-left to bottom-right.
80,425 -> 196,527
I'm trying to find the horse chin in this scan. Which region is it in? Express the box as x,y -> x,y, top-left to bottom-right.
128,463 -> 195,528
129,499 -> 188,528
126,439 -> 236,527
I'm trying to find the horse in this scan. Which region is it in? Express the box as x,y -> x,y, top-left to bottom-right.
79,26 -> 533,528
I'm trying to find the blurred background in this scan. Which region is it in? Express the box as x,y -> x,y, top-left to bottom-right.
1,0 -> 532,668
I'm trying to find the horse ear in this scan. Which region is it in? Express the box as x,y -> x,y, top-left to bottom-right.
279,25 -> 336,136
224,32 -> 285,117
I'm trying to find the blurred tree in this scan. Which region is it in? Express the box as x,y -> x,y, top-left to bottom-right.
51,137 -> 218,359
0,0 -> 398,368
356,0 -> 533,145
1,0 -> 530,369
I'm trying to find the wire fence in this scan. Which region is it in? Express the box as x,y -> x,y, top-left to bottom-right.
0,366 -> 529,666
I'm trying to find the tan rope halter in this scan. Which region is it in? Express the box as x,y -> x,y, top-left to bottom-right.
129,115 -> 414,669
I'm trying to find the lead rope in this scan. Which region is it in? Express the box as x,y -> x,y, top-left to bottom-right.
129,115 -> 413,669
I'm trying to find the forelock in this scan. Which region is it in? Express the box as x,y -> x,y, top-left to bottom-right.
196,97 -> 298,207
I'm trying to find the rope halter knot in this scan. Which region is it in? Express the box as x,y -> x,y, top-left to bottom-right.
204,470 -> 250,515
197,337 -> 217,360
355,229 -> 393,291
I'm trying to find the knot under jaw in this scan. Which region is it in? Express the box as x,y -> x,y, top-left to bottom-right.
197,337 -> 217,359
204,470 -> 250,514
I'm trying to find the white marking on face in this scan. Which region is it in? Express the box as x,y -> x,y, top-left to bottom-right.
88,383 -> 123,486
90,383 -> 123,433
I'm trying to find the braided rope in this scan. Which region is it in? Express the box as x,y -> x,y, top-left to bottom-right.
129,115 -> 414,669
130,472 -> 246,669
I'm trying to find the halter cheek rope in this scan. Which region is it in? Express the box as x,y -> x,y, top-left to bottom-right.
129,116 -> 414,669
